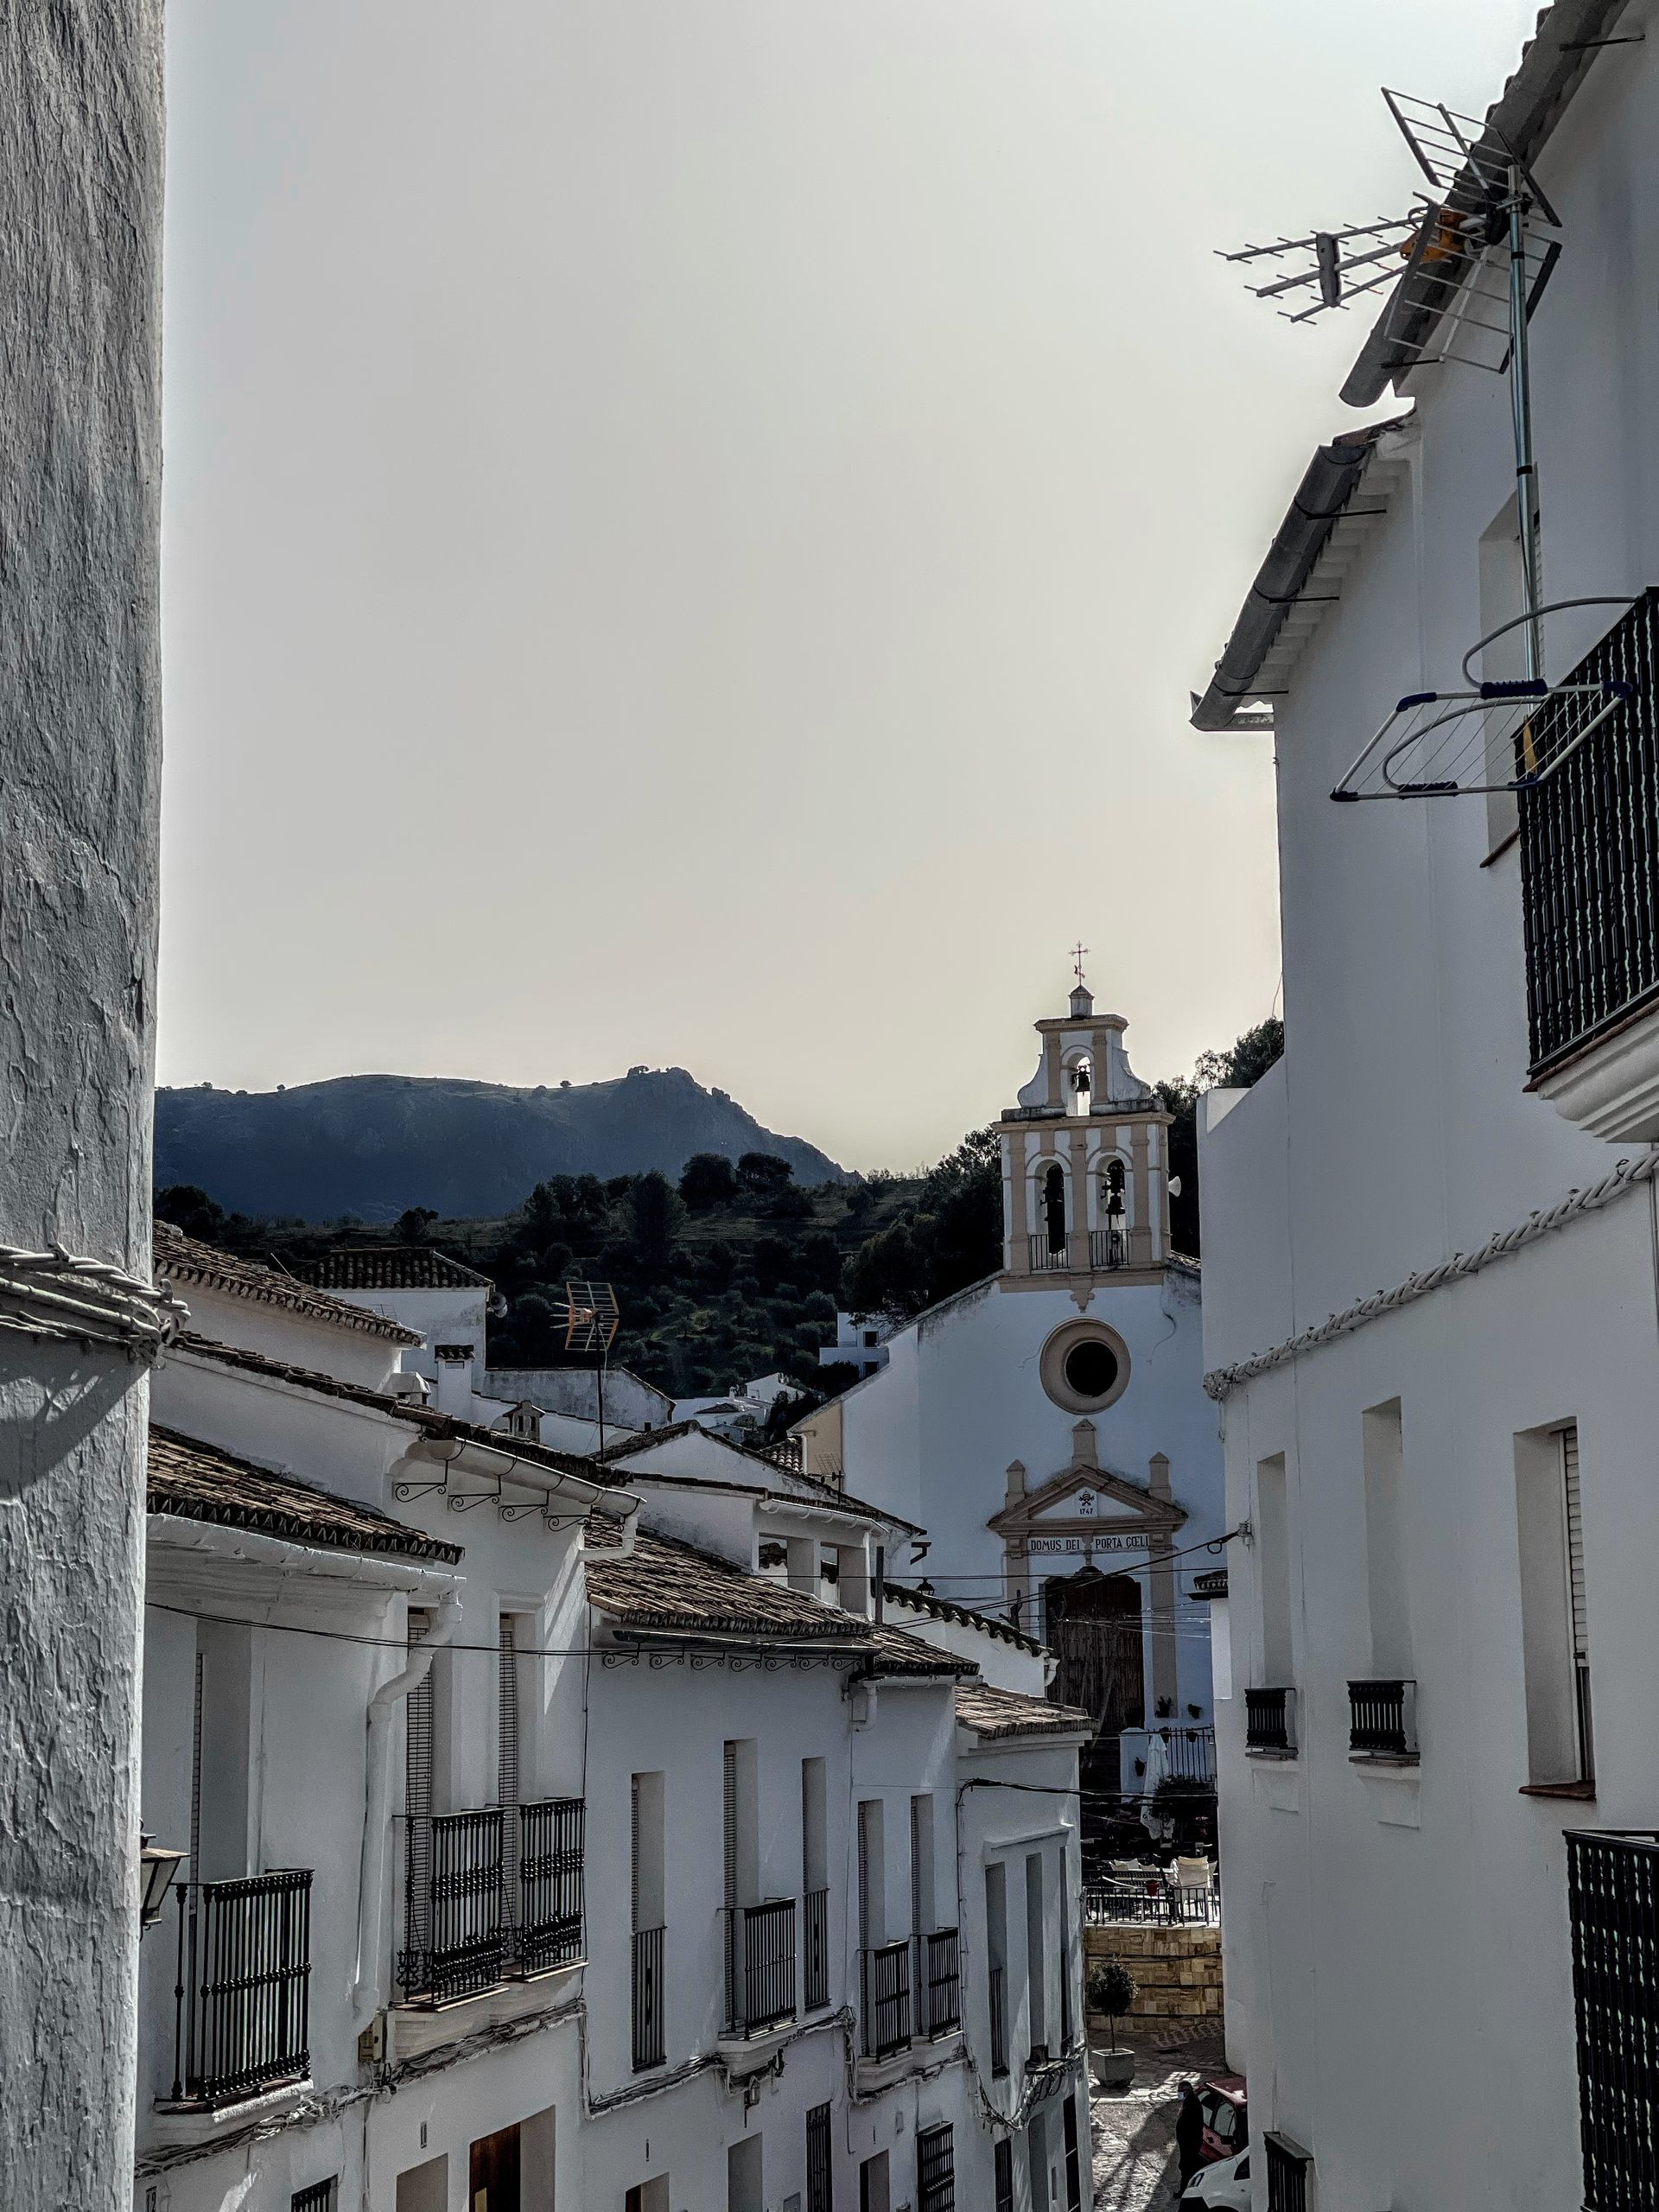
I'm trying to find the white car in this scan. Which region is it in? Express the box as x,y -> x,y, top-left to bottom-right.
1181,2148 -> 1250,2209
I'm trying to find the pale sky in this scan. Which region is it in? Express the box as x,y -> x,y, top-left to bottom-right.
158,0 -> 1536,1172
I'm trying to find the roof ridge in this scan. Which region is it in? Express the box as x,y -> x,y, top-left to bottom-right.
154,1224 -> 420,1343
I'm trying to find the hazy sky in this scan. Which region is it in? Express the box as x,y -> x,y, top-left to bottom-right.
158,0 -> 1536,1171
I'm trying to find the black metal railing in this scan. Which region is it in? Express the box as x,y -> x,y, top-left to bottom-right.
401,1808 -> 504,2003
804,1885 -> 830,2009
632,1924 -> 665,2069
1264,2133 -> 1313,2212
171,1871 -> 312,2107
518,1797 -> 584,1974
924,1928 -> 961,2034
1568,1830 -> 1659,2210
1521,588 -> 1659,1076
806,2101 -> 833,2212
1348,1678 -> 1417,1760
917,2122 -> 957,2212
1084,1875 -> 1218,1928
1245,1686 -> 1295,1754
1135,1725 -> 1217,1784
1027,1234 -> 1072,1274
988,1961 -> 1009,2077
1089,1227 -> 1128,1270
862,1940 -> 912,2058
729,1899 -> 797,2035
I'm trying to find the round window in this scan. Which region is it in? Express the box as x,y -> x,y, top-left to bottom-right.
1039,1319 -> 1131,1413
1063,1338 -> 1119,1400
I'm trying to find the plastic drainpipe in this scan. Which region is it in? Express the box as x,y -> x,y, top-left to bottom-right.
349,1586 -> 462,2037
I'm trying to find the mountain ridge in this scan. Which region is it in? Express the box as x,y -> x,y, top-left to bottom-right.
155,1067 -> 848,1223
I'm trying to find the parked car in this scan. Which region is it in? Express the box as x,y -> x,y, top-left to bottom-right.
1182,2148 -> 1249,2209
1198,2077 -> 1248,2165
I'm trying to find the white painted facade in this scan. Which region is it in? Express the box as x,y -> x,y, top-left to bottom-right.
798,991 -> 1225,1754
1196,14 -> 1659,2209
818,1313 -> 893,1381
135,1240 -> 1092,2212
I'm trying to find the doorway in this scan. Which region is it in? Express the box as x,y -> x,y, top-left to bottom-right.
470,2123 -> 520,2212
1044,1569 -> 1145,1828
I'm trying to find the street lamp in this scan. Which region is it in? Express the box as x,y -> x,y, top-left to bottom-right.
138,1833 -> 186,1934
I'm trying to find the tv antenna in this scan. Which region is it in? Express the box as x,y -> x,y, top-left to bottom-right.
1222,88 -> 1641,801
561,1278 -> 621,1455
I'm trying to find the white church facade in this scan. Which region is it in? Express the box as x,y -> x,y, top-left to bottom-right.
794,985 -> 1226,1802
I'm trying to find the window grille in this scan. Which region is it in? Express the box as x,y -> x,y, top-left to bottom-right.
994,2139 -> 1014,2212
1264,2133 -> 1312,2212
400,1611 -> 435,1992
1562,1426 -> 1594,1781
1062,2094 -> 1084,2212
499,1618 -> 522,1943
291,2183 -> 337,2212
1568,1829 -> 1659,2210
806,2101 -> 833,2212
916,2124 -> 955,2212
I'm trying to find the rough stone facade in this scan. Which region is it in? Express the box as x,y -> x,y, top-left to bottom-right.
0,5 -> 165,2207
1085,1924 -> 1224,2023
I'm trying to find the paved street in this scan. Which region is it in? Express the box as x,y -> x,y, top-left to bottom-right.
1089,2030 -> 1228,2212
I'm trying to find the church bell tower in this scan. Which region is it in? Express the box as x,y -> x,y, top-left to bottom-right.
996,969 -> 1174,1284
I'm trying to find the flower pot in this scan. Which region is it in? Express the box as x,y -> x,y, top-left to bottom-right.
1090,2044 -> 1135,2093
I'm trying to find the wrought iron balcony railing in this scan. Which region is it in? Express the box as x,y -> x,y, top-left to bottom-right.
1568,1830 -> 1659,2211
1089,1227 -> 1128,1270
1520,588 -> 1659,1077
1027,1235 -> 1072,1274
728,1898 -> 798,2036
988,1961 -> 1008,2078
923,1927 -> 961,2035
861,1940 -> 912,2059
401,1800 -> 586,2004
1245,1685 -> 1296,1755
631,1923 -> 665,2070
804,1885 -> 830,2010
1264,2133 -> 1313,2212
1348,1678 -> 1418,1761
169,1870 -> 312,2107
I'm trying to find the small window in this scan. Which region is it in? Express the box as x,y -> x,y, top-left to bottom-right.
1039,1319 -> 1131,1413
293,2184 -> 339,2212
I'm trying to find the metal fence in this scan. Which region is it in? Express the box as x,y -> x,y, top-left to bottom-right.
1084,1876 -> 1219,1929
1027,1235 -> 1071,1274
804,1885 -> 830,2010
862,1940 -> 912,2058
924,1927 -> 961,2034
1089,1228 -> 1128,1270
1567,1830 -> 1659,2210
631,1923 -> 665,2070
171,1870 -> 313,2107
1521,588 -> 1659,1075
731,1898 -> 797,2035
1348,1678 -> 1417,1759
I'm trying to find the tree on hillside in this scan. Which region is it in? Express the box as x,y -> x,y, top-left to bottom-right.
679,1152 -> 738,1209
737,1151 -> 792,1192
842,1127 -> 1001,1322
628,1171 -> 684,1266
395,1205 -> 438,1243
156,1184 -> 228,1242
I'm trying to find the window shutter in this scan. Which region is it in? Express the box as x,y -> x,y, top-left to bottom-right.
630,1774 -> 641,1933
498,1618 -> 521,1942
1562,1427 -> 1588,1659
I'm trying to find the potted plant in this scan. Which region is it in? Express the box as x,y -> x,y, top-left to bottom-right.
1086,1958 -> 1137,2092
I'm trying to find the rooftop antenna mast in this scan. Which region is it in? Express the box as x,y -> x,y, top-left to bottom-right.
561,1278 -> 621,1457
1217,87 -> 1642,803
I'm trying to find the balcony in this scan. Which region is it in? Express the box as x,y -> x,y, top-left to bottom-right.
1089,1227 -> 1128,1270
1348,1678 -> 1418,1763
861,1940 -> 912,2059
631,1924 -> 665,2070
1245,1686 -> 1296,1757
1522,588 -> 1659,1139
168,1871 -> 313,2109
1027,1234 -> 1072,1274
727,1899 -> 798,2037
804,1885 -> 830,2010
1568,1831 -> 1659,2211
1264,2133 -> 1313,2212
401,1800 -> 585,2005
922,1928 -> 961,2036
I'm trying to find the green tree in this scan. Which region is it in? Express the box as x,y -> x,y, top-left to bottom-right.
155,1184 -> 227,1243
1155,1015 -> 1284,1256
679,1152 -> 738,1209
395,1205 -> 438,1243
842,1127 -> 1001,1321
627,1170 -> 684,1265
737,1151 -> 793,1192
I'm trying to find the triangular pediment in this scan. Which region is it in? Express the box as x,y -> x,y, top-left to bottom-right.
988,1457 -> 1185,1539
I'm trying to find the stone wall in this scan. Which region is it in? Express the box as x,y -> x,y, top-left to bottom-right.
1085,1923 -> 1223,2022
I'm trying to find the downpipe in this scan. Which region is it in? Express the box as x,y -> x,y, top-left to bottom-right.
349,1587 -> 462,2037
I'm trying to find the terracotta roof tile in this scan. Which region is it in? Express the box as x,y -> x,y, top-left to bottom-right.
587,1527 -> 874,1642
954,1680 -> 1091,1741
154,1225 -> 420,1344
862,1623 -> 973,1679
295,1246 -> 495,1293
147,1424 -> 462,1562
882,1581 -> 1046,1656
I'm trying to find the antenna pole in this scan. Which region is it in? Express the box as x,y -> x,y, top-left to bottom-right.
1507,163 -> 1544,680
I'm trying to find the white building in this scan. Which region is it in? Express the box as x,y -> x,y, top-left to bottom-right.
795,987 -> 1225,1806
1192,10 -> 1659,2209
137,1229 -> 1094,2212
818,1313 -> 894,1382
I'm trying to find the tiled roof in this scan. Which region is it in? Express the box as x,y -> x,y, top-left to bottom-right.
588,1528 -> 880,1643
147,1425 -> 462,1562
1192,1567 -> 1229,1599
882,1581 -> 1046,1656
954,1680 -> 1091,1742
171,1335 -> 615,1491
861,1624 -> 972,1680
598,1426 -> 923,1532
154,1225 -> 420,1344
295,1246 -> 495,1293
593,1419 -> 702,1461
